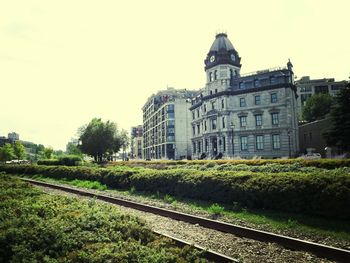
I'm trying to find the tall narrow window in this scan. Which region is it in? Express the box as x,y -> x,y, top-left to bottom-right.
193,142 -> 196,153
271,113 -> 279,125
240,97 -> 246,107
197,109 -> 199,118
212,119 -> 217,130
204,104 -> 206,112
240,136 -> 248,151
221,99 -> 224,109
192,126 -> 195,136
254,95 -> 261,105
204,120 -> 207,131
197,124 -> 200,134
222,116 -> 225,128
223,137 -> 226,151
211,101 -> 215,110
198,141 -> 201,153
255,114 -> 262,126
239,116 -> 247,127
271,93 -> 278,103
272,134 -> 280,149
209,72 -> 213,82
256,135 -> 264,150
192,111 -> 195,120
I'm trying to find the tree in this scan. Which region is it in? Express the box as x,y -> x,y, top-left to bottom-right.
13,141 -> 26,159
78,118 -> 125,162
323,85 -> 350,152
43,147 -> 54,159
66,141 -> 82,156
0,143 -> 16,162
302,93 -> 333,122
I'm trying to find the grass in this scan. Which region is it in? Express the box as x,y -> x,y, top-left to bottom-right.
12,173 -> 350,244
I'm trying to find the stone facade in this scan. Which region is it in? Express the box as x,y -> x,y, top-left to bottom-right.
142,88 -> 196,160
190,33 -> 299,159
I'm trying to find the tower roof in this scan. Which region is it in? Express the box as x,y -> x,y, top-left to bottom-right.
204,33 -> 241,70
209,33 -> 235,52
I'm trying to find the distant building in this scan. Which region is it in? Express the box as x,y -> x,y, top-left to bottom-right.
190,33 -> 299,159
130,125 -> 144,159
142,87 -> 197,160
8,132 -> 19,142
298,118 -> 341,157
295,76 -> 348,116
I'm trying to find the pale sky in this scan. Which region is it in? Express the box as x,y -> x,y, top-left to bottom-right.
0,0 -> 349,150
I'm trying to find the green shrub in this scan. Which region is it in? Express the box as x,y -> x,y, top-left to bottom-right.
37,155 -> 82,166
0,174 -> 207,262
1,164 -> 349,219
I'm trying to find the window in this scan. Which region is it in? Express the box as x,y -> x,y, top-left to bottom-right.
205,139 -> 208,152
270,76 -> 276,84
214,70 -> 218,80
212,119 -> 217,130
192,126 -> 195,136
223,137 -> 226,151
239,82 -> 245,89
240,136 -> 248,151
215,89 -> 218,93
239,116 -> 247,127
193,142 -> 196,153
204,120 -> 207,131
271,93 -> 277,103
254,79 -> 260,87
197,109 -> 199,118
192,111 -> 195,120
222,117 -> 225,128
272,134 -> 280,149
240,97 -> 246,107
221,99 -> 224,109
211,101 -> 215,110
198,141 -> 201,153
204,104 -> 206,112
271,113 -> 279,125
255,114 -> 262,126
197,124 -> 200,134
210,90 -> 213,95
256,135 -> 264,150
254,95 -> 261,105
209,72 -> 213,82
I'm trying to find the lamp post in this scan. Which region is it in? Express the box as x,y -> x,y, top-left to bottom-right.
230,122 -> 235,158
288,130 -> 291,158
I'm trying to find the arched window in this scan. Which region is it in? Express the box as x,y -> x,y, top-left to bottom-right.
209,72 -> 213,82
214,70 -> 218,80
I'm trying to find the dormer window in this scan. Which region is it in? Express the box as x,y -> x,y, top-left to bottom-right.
254,79 -> 260,87
239,82 -> 245,89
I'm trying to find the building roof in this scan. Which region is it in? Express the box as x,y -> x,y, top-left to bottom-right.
209,33 -> 236,52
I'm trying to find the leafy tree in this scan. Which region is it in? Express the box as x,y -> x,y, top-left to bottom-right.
66,141 -> 82,156
43,147 -> 54,159
324,85 -> 350,152
78,118 -> 126,162
0,143 -> 15,162
13,141 -> 26,159
302,93 -> 333,122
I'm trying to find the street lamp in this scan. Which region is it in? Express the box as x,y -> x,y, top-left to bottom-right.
288,130 -> 291,158
230,122 -> 235,158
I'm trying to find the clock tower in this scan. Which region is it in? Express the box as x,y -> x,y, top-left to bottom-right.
204,33 -> 241,86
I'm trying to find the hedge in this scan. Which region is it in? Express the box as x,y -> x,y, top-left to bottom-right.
114,158 -> 350,170
37,155 -> 82,166
1,164 -> 349,220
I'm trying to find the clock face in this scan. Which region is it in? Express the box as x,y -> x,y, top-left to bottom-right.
230,54 -> 236,61
209,55 -> 215,63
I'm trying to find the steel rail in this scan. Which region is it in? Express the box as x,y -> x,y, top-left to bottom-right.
23,178 -> 350,263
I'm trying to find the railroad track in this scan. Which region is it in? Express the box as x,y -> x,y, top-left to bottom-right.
22,178 -> 350,263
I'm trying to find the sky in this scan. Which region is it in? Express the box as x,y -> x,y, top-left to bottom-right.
0,0 -> 349,150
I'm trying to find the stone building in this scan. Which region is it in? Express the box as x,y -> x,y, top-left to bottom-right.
190,33 -> 299,159
130,125 -> 143,159
142,87 -> 197,160
295,76 -> 348,116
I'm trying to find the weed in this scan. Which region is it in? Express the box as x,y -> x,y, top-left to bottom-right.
208,203 -> 225,215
